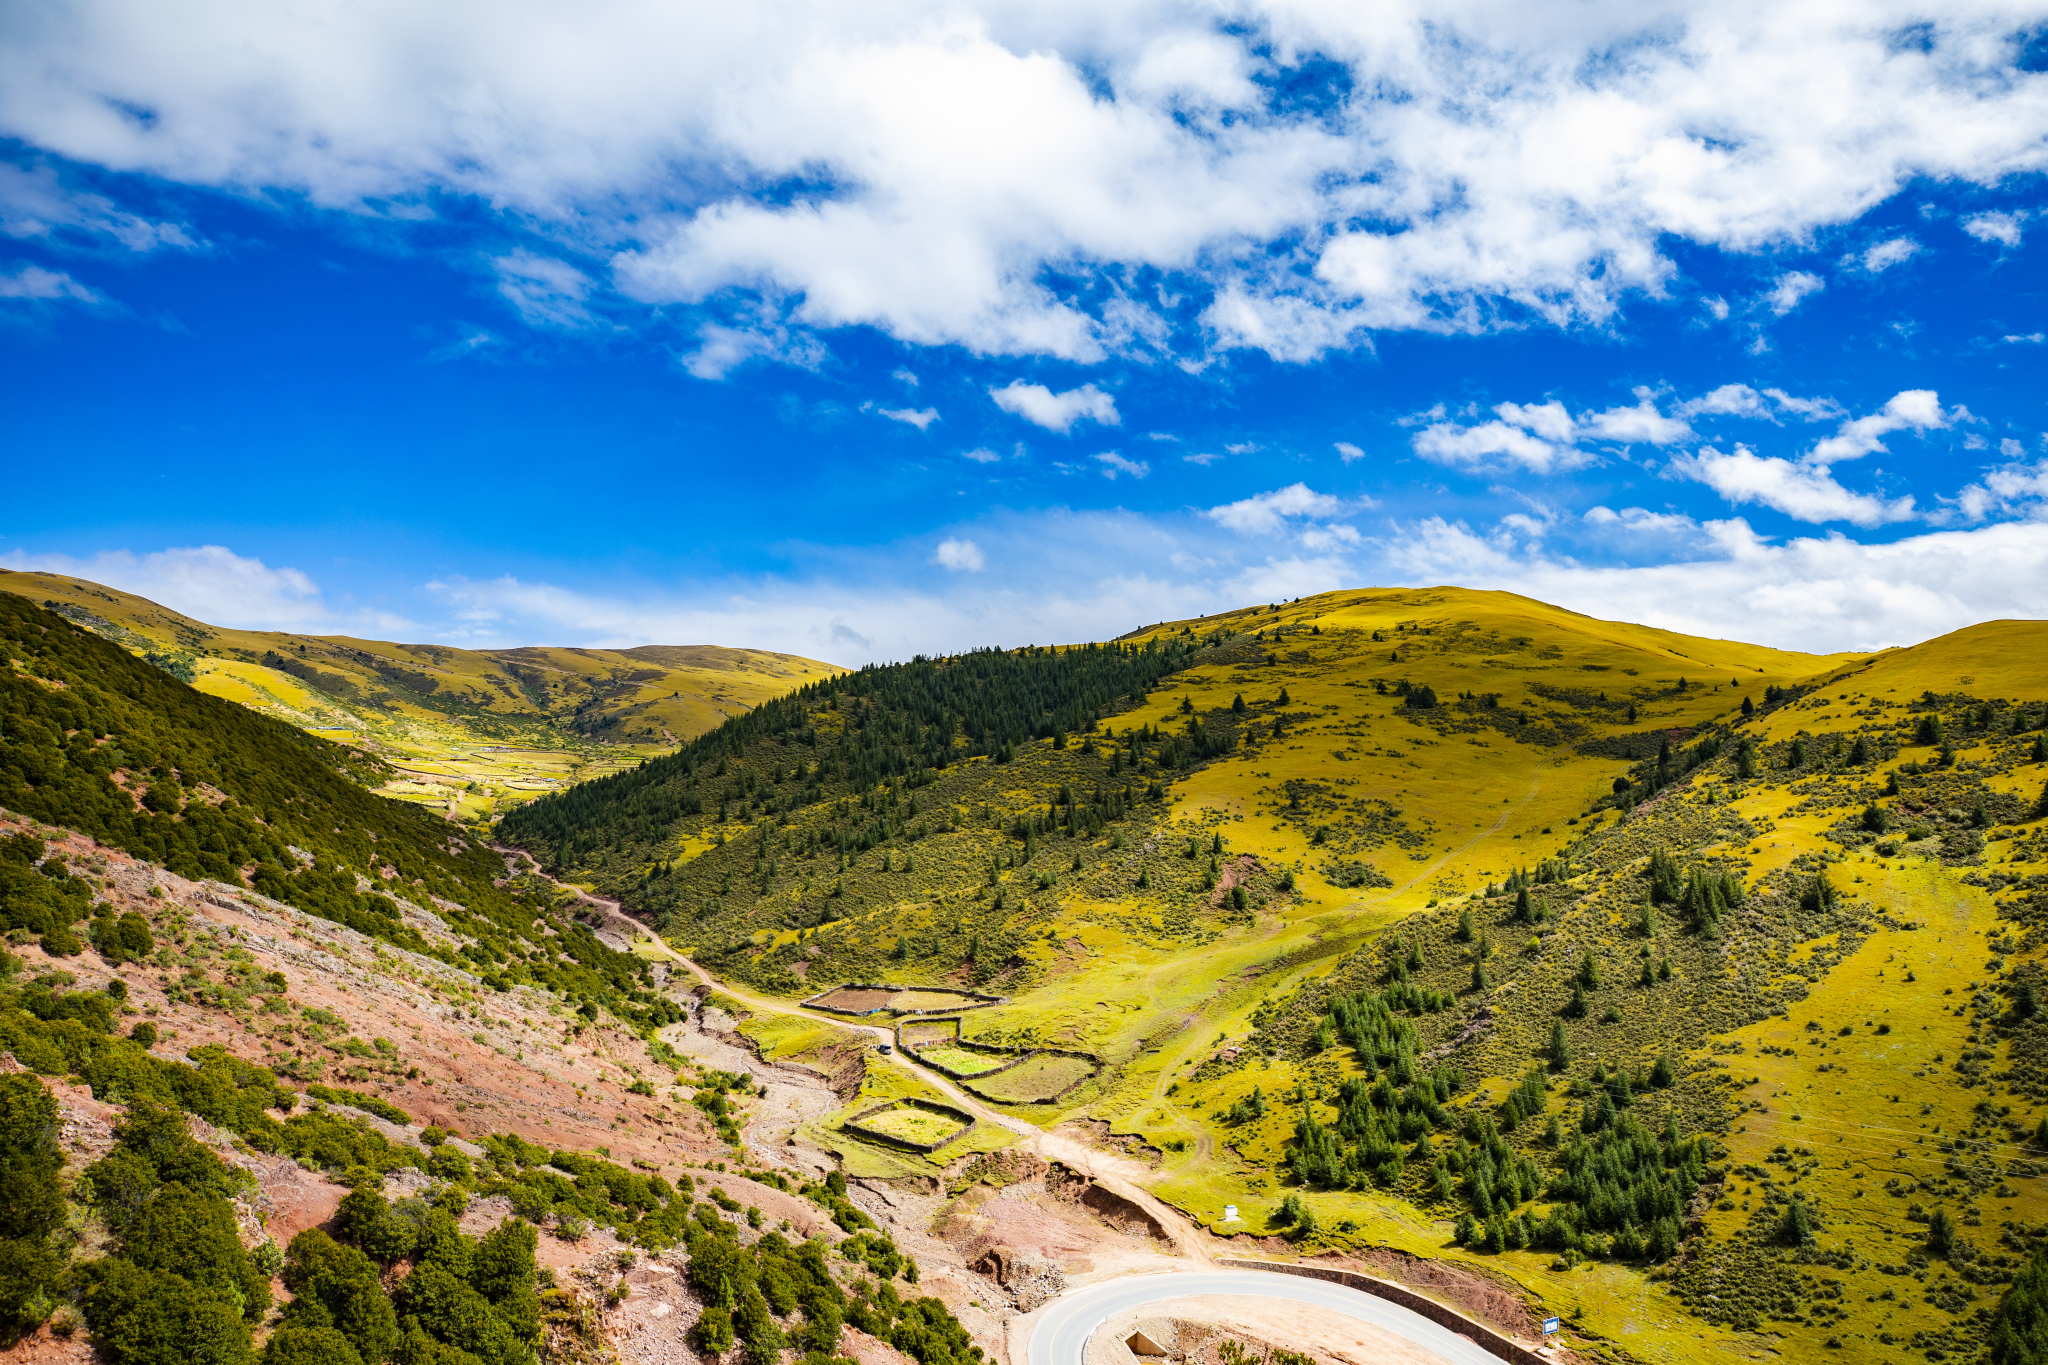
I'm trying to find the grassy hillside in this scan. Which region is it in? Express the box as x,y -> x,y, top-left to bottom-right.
0,590 -> 671,1023
509,586 -> 2048,1364
5,569 -> 841,821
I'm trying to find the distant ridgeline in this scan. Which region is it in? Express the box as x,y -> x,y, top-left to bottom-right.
0,592 -> 667,1028
502,636 -> 1211,866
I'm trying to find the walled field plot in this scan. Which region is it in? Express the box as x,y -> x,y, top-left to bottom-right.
857,1106 -> 970,1146
898,1019 -> 959,1048
964,1053 -> 1098,1104
915,1045 -> 1007,1076
807,985 -> 897,1013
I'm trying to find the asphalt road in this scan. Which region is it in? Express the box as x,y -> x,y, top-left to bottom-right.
1026,1271 -> 1518,1365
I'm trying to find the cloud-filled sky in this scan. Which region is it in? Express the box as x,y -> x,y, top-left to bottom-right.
2,0 -> 2046,662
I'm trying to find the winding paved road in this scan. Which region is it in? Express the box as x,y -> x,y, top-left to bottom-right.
1026,1271 -> 1513,1365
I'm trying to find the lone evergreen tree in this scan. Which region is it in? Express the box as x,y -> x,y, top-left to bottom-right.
1548,1018 -> 1572,1071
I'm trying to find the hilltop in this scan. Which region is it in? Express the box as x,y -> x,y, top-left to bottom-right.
3,569 -> 841,821
505,586 -> 2048,1365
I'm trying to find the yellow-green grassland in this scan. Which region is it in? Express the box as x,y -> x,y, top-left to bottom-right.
502,585 -> 2048,1364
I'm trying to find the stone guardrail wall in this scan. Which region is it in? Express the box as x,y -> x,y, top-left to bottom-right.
840,1097 -> 979,1154
1216,1259 -> 1546,1365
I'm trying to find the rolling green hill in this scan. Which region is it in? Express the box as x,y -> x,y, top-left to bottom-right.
505,586 -> 2048,1364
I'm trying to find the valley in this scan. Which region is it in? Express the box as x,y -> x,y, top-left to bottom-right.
2,568 -> 841,824
3,580 -> 2046,1365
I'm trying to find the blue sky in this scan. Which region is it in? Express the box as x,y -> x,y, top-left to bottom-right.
3,1 -> 2046,662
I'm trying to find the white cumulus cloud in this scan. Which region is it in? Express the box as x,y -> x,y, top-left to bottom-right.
1206,483 -> 1355,536
989,380 -> 1119,433
1857,237 -> 1920,272
1764,271 -> 1825,315
1669,446 -> 1918,527
931,537 -> 985,572
4,3 -> 2046,364
0,544 -> 407,634
1807,388 -> 1948,464
877,406 -> 940,430
1093,452 -> 1149,479
1963,212 -> 2023,246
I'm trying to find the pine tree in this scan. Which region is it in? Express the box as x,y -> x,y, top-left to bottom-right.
1928,1207 -> 1955,1256
1579,950 -> 1600,989
1565,981 -> 1588,1018
1639,896 -> 1657,939
1456,908 -> 1474,942
1638,959 -> 1655,987
1471,959 -> 1489,993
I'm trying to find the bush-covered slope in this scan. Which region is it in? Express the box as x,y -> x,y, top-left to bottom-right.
0,590 -> 664,1022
